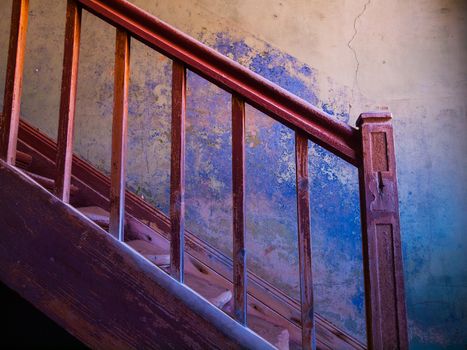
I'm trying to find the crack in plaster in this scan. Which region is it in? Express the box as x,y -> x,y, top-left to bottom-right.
347,0 -> 371,116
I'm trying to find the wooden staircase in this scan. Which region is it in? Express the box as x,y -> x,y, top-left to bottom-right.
0,0 -> 409,349
0,159 -> 274,350
8,119 -> 367,349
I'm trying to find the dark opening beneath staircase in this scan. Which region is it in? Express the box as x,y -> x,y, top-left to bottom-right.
0,281 -> 87,349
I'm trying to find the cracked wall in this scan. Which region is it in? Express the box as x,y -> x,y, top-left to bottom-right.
0,0 -> 466,348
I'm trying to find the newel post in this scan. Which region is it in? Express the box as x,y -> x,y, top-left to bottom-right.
357,113 -> 408,350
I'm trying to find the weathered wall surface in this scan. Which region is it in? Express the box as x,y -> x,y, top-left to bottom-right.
1,0 -> 466,348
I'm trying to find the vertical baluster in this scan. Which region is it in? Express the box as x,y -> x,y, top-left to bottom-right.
295,131 -> 315,350
109,29 -> 130,241
55,0 -> 81,203
170,60 -> 186,282
0,0 -> 29,165
232,95 -> 247,325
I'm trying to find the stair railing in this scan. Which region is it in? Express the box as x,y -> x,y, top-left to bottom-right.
0,0 -> 408,348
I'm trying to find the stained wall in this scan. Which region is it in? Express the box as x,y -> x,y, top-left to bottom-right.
0,0 -> 466,348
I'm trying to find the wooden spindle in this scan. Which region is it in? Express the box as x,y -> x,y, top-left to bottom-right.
109,28 -> 130,241
170,60 -> 186,282
0,0 -> 29,165
55,0 -> 81,203
232,95 -> 247,325
295,131 -> 315,350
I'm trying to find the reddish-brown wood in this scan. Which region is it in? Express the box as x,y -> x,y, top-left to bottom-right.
170,60 -> 186,282
24,170 -> 79,195
232,95 -> 247,325
15,150 -> 32,168
0,0 -> 29,165
75,0 -> 360,165
55,0 -> 82,203
17,118 -> 366,349
0,160 -> 274,350
109,28 -> 130,241
357,113 -> 408,350
295,132 -> 315,350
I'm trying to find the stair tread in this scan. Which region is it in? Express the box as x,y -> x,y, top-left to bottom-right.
25,170 -> 79,194
74,206 -> 289,349
222,301 -> 290,350
77,206 -> 110,226
15,150 -> 32,168
126,239 -> 232,309
248,315 -> 290,350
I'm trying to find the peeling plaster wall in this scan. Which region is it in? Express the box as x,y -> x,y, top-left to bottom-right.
0,0 -> 466,348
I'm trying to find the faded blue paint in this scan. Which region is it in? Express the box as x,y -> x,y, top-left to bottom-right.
181,34 -> 366,341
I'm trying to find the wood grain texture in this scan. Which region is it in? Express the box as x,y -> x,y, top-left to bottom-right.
232,95 -> 247,325
295,131 -> 315,350
109,28 -> 130,241
24,170 -> 79,195
0,160 -> 274,350
170,60 -> 186,282
15,150 -> 32,168
357,113 -> 408,350
0,0 -> 29,165
55,0 -> 82,203
75,0 -> 360,165
17,118 -> 366,350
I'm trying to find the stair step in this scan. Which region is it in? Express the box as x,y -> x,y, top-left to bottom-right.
25,171 -> 79,194
74,206 -> 287,348
222,300 -> 290,350
248,315 -> 290,350
15,151 -> 32,169
126,239 -> 170,266
77,206 -> 110,227
125,239 -> 232,309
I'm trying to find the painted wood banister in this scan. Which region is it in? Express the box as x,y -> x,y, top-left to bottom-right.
295,131 -> 316,350
55,0 -> 82,203
170,60 -> 187,282
0,0 -> 409,348
109,28 -> 130,241
0,0 -> 28,165
232,95 -> 247,325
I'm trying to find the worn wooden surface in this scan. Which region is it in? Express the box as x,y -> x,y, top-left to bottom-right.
295,132 -> 316,350
24,170 -> 78,195
0,160 -> 274,350
357,113 -> 408,349
15,150 -> 32,168
170,60 -> 186,282
55,0 -> 82,203
16,118 -> 366,350
232,95 -> 247,325
75,0 -> 360,164
0,0 -> 28,164
109,28 -> 130,241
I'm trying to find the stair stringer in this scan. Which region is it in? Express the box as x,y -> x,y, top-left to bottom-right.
0,160 -> 273,350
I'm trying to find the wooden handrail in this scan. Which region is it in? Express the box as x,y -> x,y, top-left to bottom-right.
76,0 -> 361,166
